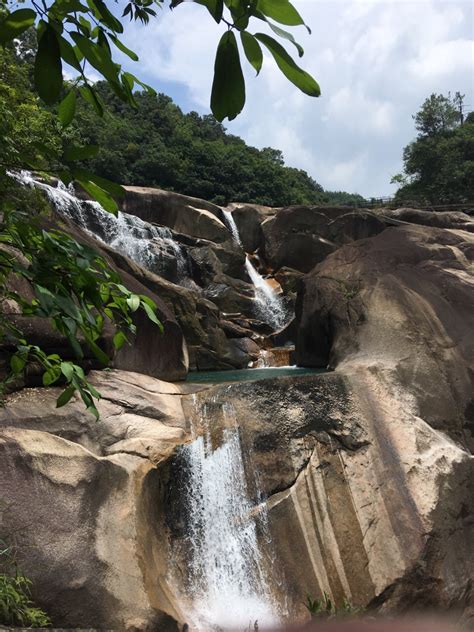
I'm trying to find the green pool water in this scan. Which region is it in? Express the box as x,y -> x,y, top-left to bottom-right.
185,366 -> 326,384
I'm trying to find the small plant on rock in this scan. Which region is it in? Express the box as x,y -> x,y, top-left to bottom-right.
305,592 -> 361,619
0,537 -> 51,628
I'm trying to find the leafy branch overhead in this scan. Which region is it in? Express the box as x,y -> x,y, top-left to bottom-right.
0,0 -> 320,129
0,0 -> 319,418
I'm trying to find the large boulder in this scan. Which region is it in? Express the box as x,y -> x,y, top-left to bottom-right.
295,225 -> 474,450
122,186 -> 230,244
0,370 -> 202,631
168,221 -> 474,622
187,241 -> 247,286
104,248 -> 259,371
377,207 -> 474,232
170,259 -> 473,620
262,206 -> 388,273
228,205 -> 265,252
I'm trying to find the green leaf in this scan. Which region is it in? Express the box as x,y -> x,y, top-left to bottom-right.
79,85 -> 104,116
86,382 -> 101,399
10,353 -> 27,374
256,0 -> 307,28
126,294 -> 140,312
86,404 -> 100,420
240,32 -> 263,75
34,24 -> 63,105
195,0 -> 224,23
0,9 -> 36,45
70,32 -> 119,84
90,0 -> 124,33
58,35 -> 83,72
43,366 -> 61,386
211,31 -> 245,122
56,385 -> 76,408
72,168 -> 124,198
60,361 -> 74,381
64,144 -> 99,162
52,0 -> 89,16
89,340 -> 109,366
110,35 -> 139,60
76,179 -> 118,213
58,91 -> 77,127
265,20 -> 304,57
141,302 -> 163,331
254,33 -> 320,96
113,330 -> 128,350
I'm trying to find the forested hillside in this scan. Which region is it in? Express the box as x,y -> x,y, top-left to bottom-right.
69,83 -> 366,207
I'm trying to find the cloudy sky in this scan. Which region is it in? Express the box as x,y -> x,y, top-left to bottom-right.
119,0 -> 474,197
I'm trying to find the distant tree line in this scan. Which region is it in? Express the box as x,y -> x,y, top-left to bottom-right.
392,93 -> 474,205
67,82 -> 366,207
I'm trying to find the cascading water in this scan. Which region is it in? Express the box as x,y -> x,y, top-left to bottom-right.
223,209 -> 243,248
244,259 -> 288,331
10,171 -> 188,282
175,397 -> 280,631
223,209 -> 288,331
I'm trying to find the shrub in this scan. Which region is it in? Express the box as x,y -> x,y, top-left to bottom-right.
0,538 -> 51,628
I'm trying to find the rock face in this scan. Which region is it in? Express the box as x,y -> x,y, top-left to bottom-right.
0,370 -> 199,631
377,206 -> 474,232
263,206 -> 388,272
162,367 -> 473,624
288,223 -> 474,618
3,177 -> 474,629
228,204 -> 265,252
295,225 -> 474,449
122,186 -> 229,243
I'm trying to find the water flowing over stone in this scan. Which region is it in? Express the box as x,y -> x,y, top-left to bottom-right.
10,171 -> 188,283
223,209 -> 243,247
223,207 -> 288,331
245,258 -> 288,331
175,397 -> 280,631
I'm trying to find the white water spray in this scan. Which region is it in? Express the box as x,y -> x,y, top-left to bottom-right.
223,209 -> 288,331
223,209 -> 243,247
244,258 -> 288,331
177,399 -> 280,631
10,171 -> 188,280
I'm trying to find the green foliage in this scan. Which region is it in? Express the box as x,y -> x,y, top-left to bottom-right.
66,81 -> 364,207
305,592 -> 361,619
211,30 -> 245,122
394,92 -> 474,204
0,200 -> 163,417
413,93 -> 461,137
0,537 -> 51,628
0,0 -> 319,125
0,45 -> 61,172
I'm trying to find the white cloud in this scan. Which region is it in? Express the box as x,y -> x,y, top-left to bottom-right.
121,0 -> 474,197
409,38 -> 474,79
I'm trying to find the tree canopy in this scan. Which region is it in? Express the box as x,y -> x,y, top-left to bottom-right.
393,93 -> 474,205
69,81 -> 366,207
0,0 -> 322,209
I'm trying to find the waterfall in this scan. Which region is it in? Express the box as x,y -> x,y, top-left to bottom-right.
223,209 -> 288,331
9,171 -> 188,282
244,259 -> 288,331
176,398 -> 280,631
222,209 -> 243,247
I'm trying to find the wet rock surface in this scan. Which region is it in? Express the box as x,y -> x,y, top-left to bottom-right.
2,179 -> 474,629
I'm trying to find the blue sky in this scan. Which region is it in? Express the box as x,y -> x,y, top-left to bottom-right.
113,0 -> 474,197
